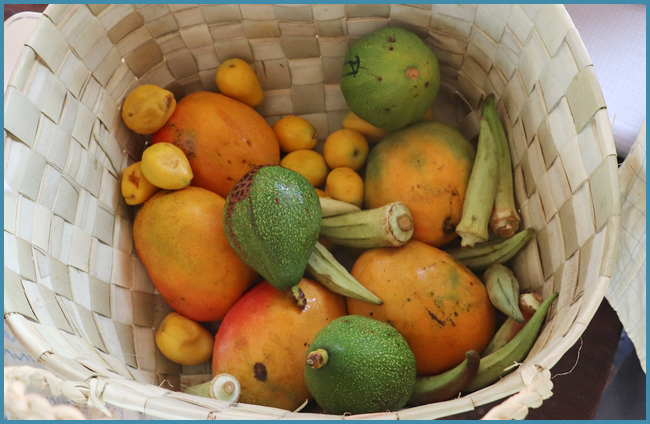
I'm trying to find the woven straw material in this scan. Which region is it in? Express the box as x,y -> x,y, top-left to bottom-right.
4,4 -> 620,420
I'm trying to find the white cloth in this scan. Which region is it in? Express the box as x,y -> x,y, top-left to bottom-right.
606,119 -> 647,372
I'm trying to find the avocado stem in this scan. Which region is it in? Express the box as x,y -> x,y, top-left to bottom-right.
306,348 -> 329,369
290,286 -> 307,310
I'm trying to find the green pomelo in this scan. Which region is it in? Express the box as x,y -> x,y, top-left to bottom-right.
304,315 -> 417,415
340,27 -> 440,131
223,165 -> 322,291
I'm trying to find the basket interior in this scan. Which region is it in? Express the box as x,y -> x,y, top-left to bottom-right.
4,3 -> 620,419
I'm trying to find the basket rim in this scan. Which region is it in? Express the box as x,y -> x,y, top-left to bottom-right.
4,2 -> 622,420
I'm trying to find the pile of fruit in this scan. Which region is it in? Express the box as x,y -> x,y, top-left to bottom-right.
120,27 -> 557,414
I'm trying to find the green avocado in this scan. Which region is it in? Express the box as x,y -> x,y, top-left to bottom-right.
223,165 -> 321,291
304,315 -> 416,415
340,26 -> 440,131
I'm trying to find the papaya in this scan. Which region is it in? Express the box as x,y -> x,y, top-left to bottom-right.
365,121 -> 475,247
347,240 -> 496,375
340,27 -> 440,131
150,91 -> 280,198
212,278 -> 347,411
133,187 -> 257,322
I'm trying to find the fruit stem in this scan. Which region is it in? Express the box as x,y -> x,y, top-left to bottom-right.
405,68 -> 419,79
182,373 -> 241,402
319,202 -> 414,248
397,213 -> 414,232
455,117 -> 499,247
290,286 -> 307,310
306,348 -> 330,369
483,94 -> 521,238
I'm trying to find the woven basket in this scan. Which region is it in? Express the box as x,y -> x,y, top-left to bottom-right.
4,4 -> 620,420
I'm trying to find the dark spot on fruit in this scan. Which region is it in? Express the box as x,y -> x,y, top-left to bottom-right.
385,107 -> 391,112
275,197 -> 280,205
388,36 -> 396,42
451,189 -> 459,196
181,297 -> 185,301
304,342 -> 307,346
425,82 -> 430,88
369,312 -> 374,317
128,171 -> 140,188
454,311 -> 458,317
426,309 -> 445,326
226,165 -> 268,216
443,217 -> 455,234
377,76 -> 383,81
407,298 -> 411,302
389,46 -> 394,50
253,363 -> 267,381
386,319 -> 395,327
414,94 -> 419,98
227,160 -> 232,164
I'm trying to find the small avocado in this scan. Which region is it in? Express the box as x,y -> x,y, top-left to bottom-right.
304,315 -> 416,415
223,165 -> 322,292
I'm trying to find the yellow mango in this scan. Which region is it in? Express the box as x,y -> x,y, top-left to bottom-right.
121,162 -> 159,205
325,167 -> 364,208
156,312 -> 214,365
273,115 -> 318,153
215,58 -> 264,107
141,143 -> 193,190
341,110 -> 387,143
323,128 -> 369,171
280,149 -> 328,187
122,85 -> 176,135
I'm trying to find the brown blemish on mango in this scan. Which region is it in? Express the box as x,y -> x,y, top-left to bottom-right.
254,362 -> 268,381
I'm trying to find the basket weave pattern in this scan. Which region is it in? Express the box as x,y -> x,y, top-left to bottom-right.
4,4 -> 620,419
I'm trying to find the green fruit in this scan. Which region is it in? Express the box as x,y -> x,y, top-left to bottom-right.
340,27 -> 440,131
304,315 -> 416,415
223,165 -> 322,292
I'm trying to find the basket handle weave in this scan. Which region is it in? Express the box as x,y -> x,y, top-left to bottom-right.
5,364 -> 553,420
4,365 -> 112,420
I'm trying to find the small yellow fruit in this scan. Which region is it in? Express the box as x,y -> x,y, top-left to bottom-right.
325,167 -> 364,208
155,312 -> 214,366
323,129 -> 369,171
341,110 -> 387,143
423,107 -> 435,120
122,85 -> 176,135
141,143 -> 193,190
215,58 -> 264,107
280,149 -> 328,187
121,162 -> 160,205
315,188 -> 327,197
273,115 -> 318,153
